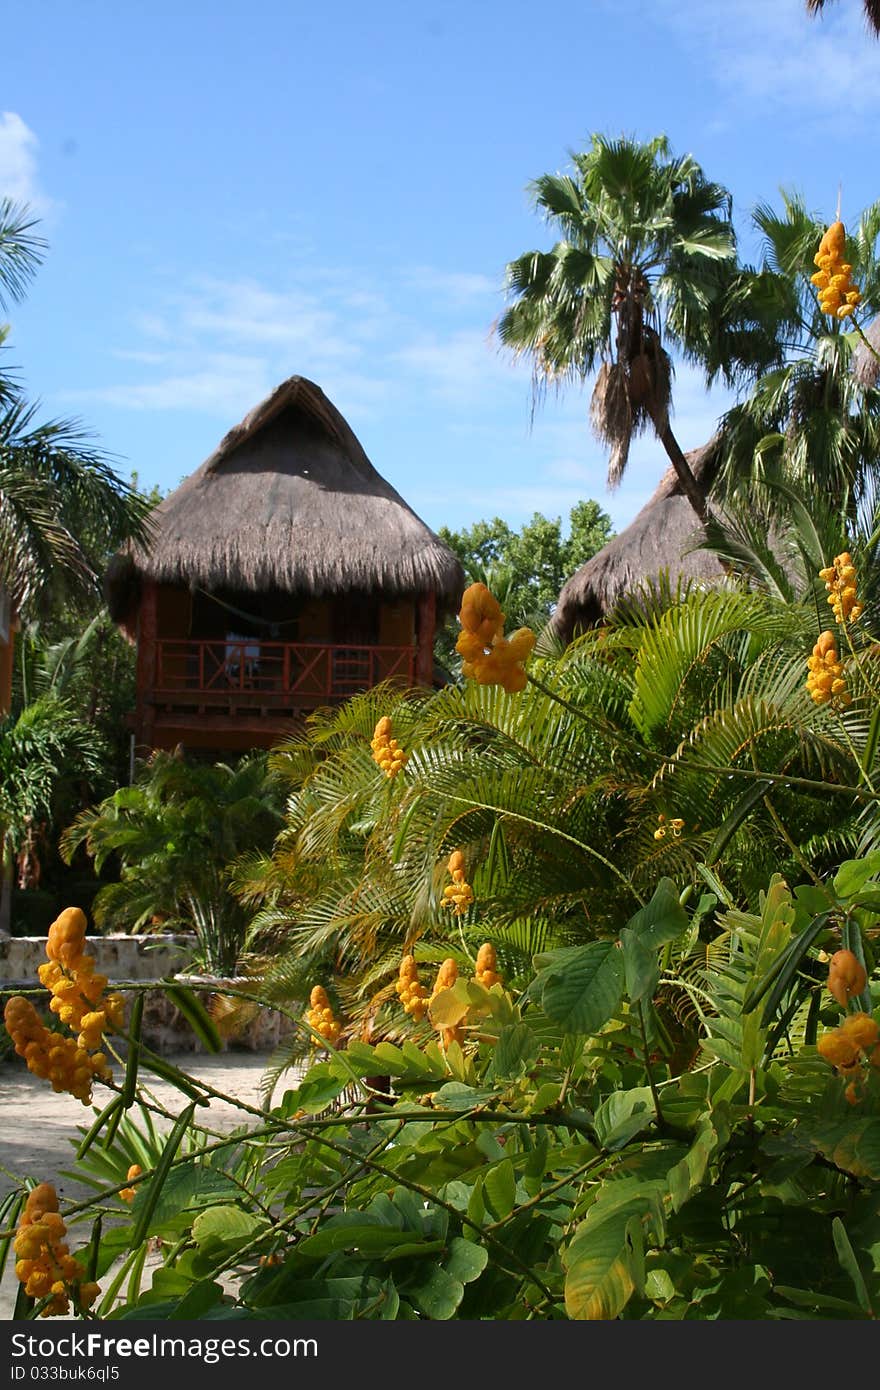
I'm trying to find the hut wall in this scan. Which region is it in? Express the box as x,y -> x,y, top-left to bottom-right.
378,599 -> 415,647
298,597 -> 330,642
156,584 -> 192,639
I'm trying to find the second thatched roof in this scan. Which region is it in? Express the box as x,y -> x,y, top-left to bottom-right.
106,376 -> 464,618
552,441 -> 725,642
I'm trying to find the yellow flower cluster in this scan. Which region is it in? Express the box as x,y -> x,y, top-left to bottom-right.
430,958 -> 463,1048
395,954 -> 430,1021
817,1012 -> 880,1104
806,631 -> 851,708
474,942 -> 502,989
119,1164 -> 142,1205
819,552 -> 863,625
811,220 -> 861,319
14,1183 -> 100,1316
370,716 -> 408,778
305,985 -> 342,1044
41,907 -> 124,1046
441,849 -> 474,916
653,814 -> 685,842
3,996 -> 110,1105
455,583 -> 535,694
827,948 -> 867,1007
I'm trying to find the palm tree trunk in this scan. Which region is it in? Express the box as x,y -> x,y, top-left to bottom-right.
652,414 -> 709,523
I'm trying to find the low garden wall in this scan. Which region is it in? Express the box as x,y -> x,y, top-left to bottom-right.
0,934 -> 295,1056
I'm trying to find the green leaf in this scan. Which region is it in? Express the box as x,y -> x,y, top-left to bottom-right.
483,1159 -> 516,1221
834,851 -> 880,899
297,1225 -> 431,1259
408,1265 -> 465,1320
169,1279 -> 226,1320
491,1022 -> 539,1079
832,1218 -> 873,1316
192,1206 -> 265,1258
129,1104 -> 197,1248
161,985 -> 222,1053
626,877 -> 688,950
536,941 -> 624,1034
431,1081 -> 497,1111
564,1210 -> 638,1320
620,927 -> 658,1006
593,1088 -> 656,1150
444,1237 -> 488,1285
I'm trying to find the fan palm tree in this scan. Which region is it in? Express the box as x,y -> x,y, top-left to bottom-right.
806,0 -> 880,35
495,135 -> 766,522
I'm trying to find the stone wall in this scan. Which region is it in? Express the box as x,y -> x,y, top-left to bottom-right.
0,935 -> 296,1055
0,933 -> 192,985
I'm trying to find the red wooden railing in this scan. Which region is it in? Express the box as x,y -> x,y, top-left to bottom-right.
153,639 -> 416,705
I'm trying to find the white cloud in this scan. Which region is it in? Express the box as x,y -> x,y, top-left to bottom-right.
0,112 -> 48,210
401,266 -> 500,305
67,352 -> 271,414
650,0 -> 880,121
392,328 -> 521,403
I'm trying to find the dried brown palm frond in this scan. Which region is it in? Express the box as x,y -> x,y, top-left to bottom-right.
853,317 -> 880,387
590,361 -> 633,489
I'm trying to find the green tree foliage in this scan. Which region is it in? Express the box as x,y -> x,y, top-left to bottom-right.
0,697 -> 107,932
435,501 -> 614,676
60,751 -> 285,977
439,500 -> 613,623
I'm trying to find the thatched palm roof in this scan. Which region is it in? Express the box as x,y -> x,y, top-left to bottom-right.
552,441 -> 724,642
106,376 -> 464,618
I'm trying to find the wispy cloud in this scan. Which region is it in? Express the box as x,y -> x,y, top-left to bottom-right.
650,0 -> 880,122
0,112 -> 52,214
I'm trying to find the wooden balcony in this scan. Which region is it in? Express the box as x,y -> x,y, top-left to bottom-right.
152,638 -> 416,712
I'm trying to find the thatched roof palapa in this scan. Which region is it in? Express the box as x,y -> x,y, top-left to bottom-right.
553,441 -> 724,642
106,376 -> 464,620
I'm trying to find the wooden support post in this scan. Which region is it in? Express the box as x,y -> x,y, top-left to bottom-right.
134,579 -> 158,752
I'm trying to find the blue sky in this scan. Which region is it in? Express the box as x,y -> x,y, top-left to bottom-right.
3,0 -> 880,541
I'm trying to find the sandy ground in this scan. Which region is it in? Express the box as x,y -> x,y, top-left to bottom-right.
0,1051 -> 300,1320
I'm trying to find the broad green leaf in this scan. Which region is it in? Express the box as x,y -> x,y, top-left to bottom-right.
620,927 -> 658,1006
537,941 -> 624,1034
593,1088 -> 655,1150
431,1081 -> 497,1111
192,1205 -> 266,1258
834,851 -> 880,900
665,1112 -> 728,1214
492,1022 -> 539,1079
564,1210 -> 639,1320
625,877 -> 688,950
444,1237 -> 489,1284
483,1159 -> 516,1221
409,1265 -> 464,1320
